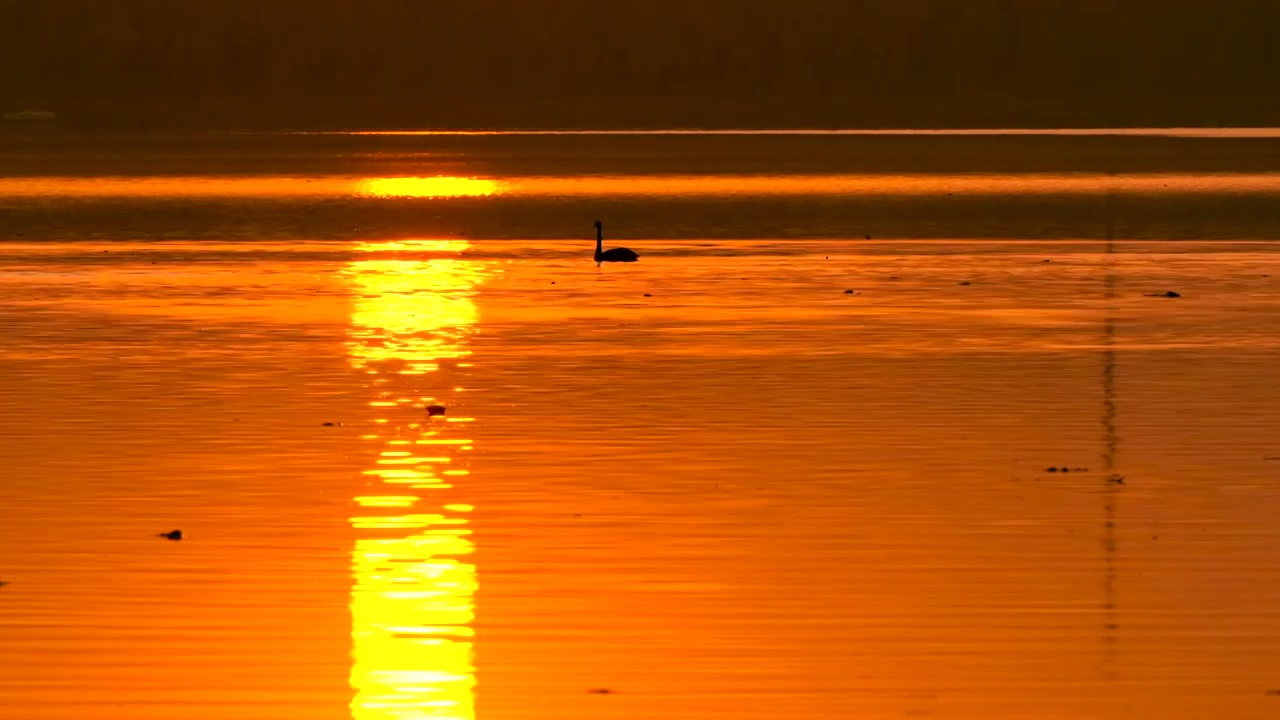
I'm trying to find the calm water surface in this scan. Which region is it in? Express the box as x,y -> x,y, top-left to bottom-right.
2,133 -> 1280,719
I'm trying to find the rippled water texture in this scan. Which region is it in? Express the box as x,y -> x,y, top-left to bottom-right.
2,132 -> 1280,719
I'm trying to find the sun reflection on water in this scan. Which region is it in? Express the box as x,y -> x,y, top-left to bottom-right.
356,177 -> 504,198
345,240 -> 484,720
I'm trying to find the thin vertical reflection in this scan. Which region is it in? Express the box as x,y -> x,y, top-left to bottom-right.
345,240 -> 485,720
1101,180 -> 1121,665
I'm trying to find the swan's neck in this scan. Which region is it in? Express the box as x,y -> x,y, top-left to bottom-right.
595,227 -> 603,260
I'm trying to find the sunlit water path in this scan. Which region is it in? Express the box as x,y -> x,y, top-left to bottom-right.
2,237 -> 1280,720
3,132 -> 1280,718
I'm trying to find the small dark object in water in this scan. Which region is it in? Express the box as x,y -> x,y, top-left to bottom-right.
586,688 -> 614,695
888,276 -> 899,280
1265,689 -> 1280,696
158,530 -> 183,541
321,421 -> 341,427
865,235 -> 871,240
1109,475 -> 1126,485
959,281 -> 972,286
644,293 -> 652,297
1047,467 -> 1060,473
1043,259 -> 1052,262
1071,467 -> 1090,472
426,405 -> 447,416
551,281 -> 556,284
0,580 -> 8,587
844,289 -> 855,295
1144,291 -> 1181,298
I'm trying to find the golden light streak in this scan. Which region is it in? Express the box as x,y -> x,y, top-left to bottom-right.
7,172 -> 1280,199
347,240 -> 484,720
356,177 -> 504,199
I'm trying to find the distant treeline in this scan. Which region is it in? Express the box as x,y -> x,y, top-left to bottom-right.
2,0 -> 1278,128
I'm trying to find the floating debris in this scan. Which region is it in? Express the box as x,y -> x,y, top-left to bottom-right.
426,405 -> 447,416
1144,291 -> 1181,298
959,281 -> 972,286
157,530 -> 183,541
644,293 -> 652,297
844,289 -> 855,295
321,421 -> 342,427
586,688 -> 615,695
1109,475 -> 1126,485
1047,467 -> 1060,473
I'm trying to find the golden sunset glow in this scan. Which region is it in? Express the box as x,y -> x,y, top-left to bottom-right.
345,244 -> 486,372
346,240 -> 484,720
8,1 -> 1280,717
0,176 -> 505,199
501,173 -> 1280,197
6,173 -> 1280,200
356,177 -> 505,199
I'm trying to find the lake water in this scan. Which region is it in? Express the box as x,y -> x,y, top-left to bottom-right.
2,131 -> 1280,719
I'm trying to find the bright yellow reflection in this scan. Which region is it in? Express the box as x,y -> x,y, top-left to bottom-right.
347,240 -> 484,720
357,177 -> 504,199
346,251 -> 486,372
0,176 -> 504,199
9,172 -> 1280,200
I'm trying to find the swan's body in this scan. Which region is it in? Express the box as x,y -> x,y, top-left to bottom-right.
594,221 -> 638,264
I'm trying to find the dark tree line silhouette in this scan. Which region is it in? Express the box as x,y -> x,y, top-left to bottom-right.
2,0 -> 1277,127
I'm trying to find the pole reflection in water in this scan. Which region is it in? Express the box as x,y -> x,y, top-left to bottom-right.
344,240 -> 486,720
1101,185 -> 1121,670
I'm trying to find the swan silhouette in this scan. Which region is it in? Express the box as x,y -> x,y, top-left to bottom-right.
593,221 -> 638,264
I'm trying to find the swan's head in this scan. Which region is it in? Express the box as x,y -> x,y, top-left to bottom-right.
593,220 -> 602,230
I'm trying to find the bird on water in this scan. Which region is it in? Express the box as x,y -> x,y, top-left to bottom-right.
593,221 -> 638,264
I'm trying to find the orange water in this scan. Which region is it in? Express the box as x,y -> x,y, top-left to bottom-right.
2,238 -> 1280,719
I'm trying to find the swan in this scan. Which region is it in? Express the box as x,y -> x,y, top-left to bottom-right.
594,221 -> 638,264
